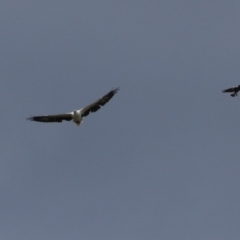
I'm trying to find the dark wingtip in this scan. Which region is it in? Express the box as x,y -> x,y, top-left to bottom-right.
112,87 -> 120,94
26,116 -> 34,121
222,88 -> 230,93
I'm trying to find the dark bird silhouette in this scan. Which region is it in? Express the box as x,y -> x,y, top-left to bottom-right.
222,85 -> 240,97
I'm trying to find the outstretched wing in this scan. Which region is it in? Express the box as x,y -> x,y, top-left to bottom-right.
27,113 -> 73,123
222,87 -> 235,93
81,88 -> 119,117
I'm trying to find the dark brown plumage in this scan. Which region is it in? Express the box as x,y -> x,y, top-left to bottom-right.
27,114 -> 72,123
222,85 -> 240,97
81,88 -> 119,117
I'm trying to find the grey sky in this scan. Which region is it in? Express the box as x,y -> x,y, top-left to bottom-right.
1,1 -> 240,239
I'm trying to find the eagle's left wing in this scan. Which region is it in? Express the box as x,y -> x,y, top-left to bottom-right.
81,88 -> 119,117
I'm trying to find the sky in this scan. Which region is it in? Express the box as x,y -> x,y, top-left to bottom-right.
1,1 -> 240,239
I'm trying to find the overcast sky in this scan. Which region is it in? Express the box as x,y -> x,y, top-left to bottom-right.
1,1 -> 240,239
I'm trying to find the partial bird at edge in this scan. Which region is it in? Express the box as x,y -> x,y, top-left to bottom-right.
222,85 -> 240,97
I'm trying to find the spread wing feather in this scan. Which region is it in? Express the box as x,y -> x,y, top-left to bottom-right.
27,113 -> 73,123
222,87 -> 235,93
81,88 -> 119,117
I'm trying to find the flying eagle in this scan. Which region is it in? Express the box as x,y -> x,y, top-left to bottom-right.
222,85 -> 240,97
27,88 -> 119,126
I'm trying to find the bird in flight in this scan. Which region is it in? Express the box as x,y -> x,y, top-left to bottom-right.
222,85 -> 240,97
27,88 -> 119,126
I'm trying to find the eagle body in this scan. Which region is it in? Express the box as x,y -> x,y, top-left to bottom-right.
72,110 -> 83,126
27,88 -> 119,126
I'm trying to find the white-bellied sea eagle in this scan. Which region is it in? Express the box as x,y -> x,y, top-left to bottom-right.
27,88 -> 119,126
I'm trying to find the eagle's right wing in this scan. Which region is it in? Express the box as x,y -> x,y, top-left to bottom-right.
27,113 -> 73,123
